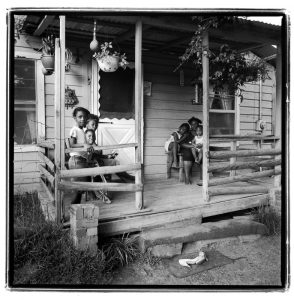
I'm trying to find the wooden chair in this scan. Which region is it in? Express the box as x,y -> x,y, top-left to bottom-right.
64,138 -> 111,203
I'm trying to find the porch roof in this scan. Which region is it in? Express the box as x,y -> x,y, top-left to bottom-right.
22,13 -> 281,65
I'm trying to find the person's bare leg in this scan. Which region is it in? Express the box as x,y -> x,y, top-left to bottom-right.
191,148 -> 198,163
198,148 -> 203,164
166,151 -> 173,179
184,161 -> 193,184
172,142 -> 179,168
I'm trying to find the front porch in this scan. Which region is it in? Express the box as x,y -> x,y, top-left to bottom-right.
56,176 -> 273,236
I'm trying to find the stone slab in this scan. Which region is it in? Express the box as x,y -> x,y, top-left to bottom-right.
138,219 -> 267,252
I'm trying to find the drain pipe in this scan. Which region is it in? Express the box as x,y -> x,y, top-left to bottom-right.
259,75 -> 262,120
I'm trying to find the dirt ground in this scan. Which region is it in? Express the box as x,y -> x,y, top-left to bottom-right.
110,234 -> 282,286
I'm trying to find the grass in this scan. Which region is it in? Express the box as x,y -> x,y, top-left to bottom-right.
251,204 -> 281,236
13,192 -> 141,285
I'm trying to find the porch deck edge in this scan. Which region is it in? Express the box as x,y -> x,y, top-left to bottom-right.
99,193 -> 269,236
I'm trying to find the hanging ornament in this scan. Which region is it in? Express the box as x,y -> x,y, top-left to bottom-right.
65,48 -> 73,72
65,86 -> 79,109
90,20 -> 99,52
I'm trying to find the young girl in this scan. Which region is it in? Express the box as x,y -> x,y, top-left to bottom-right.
191,125 -> 203,164
84,129 -> 112,204
165,123 -> 190,178
68,107 -> 92,204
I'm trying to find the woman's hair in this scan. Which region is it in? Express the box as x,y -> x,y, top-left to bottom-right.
87,114 -> 99,125
196,125 -> 203,130
188,117 -> 202,125
72,107 -> 90,118
85,129 -> 96,139
179,123 -> 190,132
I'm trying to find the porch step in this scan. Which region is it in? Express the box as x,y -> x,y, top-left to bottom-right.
138,219 -> 267,253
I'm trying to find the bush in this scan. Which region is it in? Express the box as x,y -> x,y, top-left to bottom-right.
13,193 -> 140,285
251,205 -> 281,236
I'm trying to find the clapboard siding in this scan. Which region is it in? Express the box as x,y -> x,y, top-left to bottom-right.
239,69 -> 274,147
45,58 -> 90,142
14,35 -> 42,192
143,57 -> 275,180
143,58 -> 201,180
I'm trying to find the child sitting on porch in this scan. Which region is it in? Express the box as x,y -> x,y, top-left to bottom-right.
165,123 -> 190,178
85,114 -> 134,183
191,125 -> 203,164
68,106 -> 92,204
85,114 -> 118,169
85,129 -> 112,204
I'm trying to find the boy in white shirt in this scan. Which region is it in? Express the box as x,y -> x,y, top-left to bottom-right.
68,107 -> 92,204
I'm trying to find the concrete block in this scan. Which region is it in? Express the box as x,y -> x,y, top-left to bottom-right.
93,206 -> 99,218
71,228 -> 87,239
71,218 -> 98,229
83,206 -> 94,219
89,235 -> 98,244
87,227 -> 98,236
149,243 -> 182,258
70,205 -> 83,220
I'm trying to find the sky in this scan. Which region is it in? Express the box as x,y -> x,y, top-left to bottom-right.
247,17 -> 282,26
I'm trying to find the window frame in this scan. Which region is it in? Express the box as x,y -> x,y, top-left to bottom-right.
209,94 -> 241,147
14,52 -> 45,152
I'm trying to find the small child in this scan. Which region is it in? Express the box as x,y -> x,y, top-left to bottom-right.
68,107 -> 92,204
191,125 -> 203,164
84,129 -> 112,204
165,123 -> 190,178
86,114 -> 100,132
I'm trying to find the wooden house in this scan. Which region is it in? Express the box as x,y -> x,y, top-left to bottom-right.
12,12 -> 283,236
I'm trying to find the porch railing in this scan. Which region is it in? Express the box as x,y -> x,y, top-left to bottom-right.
38,140 -> 142,223
205,135 -> 281,200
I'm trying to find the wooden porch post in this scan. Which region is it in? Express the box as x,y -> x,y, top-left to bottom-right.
202,31 -> 210,202
274,43 -> 282,187
54,37 -> 61,224
54,15 -> 66,224
135,19 -> 143,209
60,16 -> 66,169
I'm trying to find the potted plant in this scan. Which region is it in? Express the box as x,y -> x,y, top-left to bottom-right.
40,35 -> 55,74
176,17 -> 270,97
93,42 -> 128,72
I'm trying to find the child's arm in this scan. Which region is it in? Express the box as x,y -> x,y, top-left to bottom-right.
176,132 -> 190,144
69,137 -> 84,148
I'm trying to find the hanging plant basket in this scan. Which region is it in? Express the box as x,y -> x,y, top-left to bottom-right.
97,55 -> 120,72
41,54 -> 55,71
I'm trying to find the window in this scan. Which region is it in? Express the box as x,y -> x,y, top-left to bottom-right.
14,58 -> 37,145
99,67 -> 135,119
209,91 -> 236,135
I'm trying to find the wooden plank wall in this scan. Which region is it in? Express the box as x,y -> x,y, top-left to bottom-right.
14,35 -> 43,193
45,43 -> 90,160
143,54 -> 202,180
239,68 -> 275,150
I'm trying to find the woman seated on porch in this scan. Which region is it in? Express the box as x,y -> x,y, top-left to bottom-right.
165,122 -> 190,178
179,117 -> 202,184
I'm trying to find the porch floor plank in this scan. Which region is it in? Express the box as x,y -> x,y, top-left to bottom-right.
57,176 -> 274,235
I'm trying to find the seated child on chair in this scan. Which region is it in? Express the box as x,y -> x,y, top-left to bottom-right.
165,123 -> 190,177
84,129 -> 112,204
191,125 -> 203,164
86,115 -> 133,183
